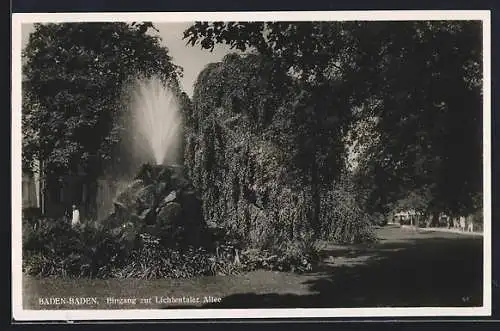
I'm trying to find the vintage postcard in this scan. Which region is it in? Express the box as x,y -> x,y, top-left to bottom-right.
11,10 -> 491,321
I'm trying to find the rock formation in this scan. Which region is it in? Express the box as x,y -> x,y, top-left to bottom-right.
106,163 -> 207,248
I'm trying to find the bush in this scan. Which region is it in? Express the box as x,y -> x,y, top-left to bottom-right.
238,238 -> 322,273
22,218 -> 79,257
370,212 -> 388,226
22,217 -> 244,279
22,218 -> 138,278
22,214 -> 324,279
319,178 -> 377,244
111,233 -> 214,279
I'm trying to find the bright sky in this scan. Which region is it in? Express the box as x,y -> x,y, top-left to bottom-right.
21,22 -> 234,96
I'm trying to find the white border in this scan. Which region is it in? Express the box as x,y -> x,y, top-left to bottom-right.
12,10 -> 492,321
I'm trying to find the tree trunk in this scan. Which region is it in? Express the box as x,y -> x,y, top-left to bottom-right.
310,157 -> 321,238
424,212 -> 435,227
84,178 -> 98,220
428,211 -> 440,227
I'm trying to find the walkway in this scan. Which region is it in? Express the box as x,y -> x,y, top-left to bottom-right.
397,224 -> 483,236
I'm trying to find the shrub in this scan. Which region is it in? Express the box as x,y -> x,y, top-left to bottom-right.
22,217 -> 139,278
238,237 -> 323,273
319,178 -> 377,244
112,233 -> 209,279
22,217 -> 243,279
23,252 -> 65,277
110,233 -> 244,279
22,218 -> 80,257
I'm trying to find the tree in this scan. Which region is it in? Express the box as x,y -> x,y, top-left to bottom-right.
184,20 -> 483,223
22,22 -> 183,217
185,22 -> 361,235
351,21 -> 483,222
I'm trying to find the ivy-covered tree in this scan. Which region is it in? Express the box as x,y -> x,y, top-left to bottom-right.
22,22 -> 183,217
185,22 -> 360,235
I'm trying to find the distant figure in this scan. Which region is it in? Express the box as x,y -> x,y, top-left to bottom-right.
447,216 -> 453,229
71,204 -> 80,228
64,207 -> 71,223
459,216 -> 466,232
467,217 -> 474,232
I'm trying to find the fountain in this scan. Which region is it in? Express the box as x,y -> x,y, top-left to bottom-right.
129,76 -> 182,166
96,77 -> 182,220
102,76 -> 207,248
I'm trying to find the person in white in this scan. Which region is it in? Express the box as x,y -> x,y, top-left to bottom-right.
71,204 -> 80,228
467,216 -> 474,232
459,216 -> 466,232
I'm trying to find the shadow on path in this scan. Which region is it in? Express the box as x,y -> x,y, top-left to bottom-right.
169,226 -> 483,308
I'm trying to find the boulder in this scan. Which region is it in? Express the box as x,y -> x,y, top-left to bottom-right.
157,202 -> 183,227
156,202 -> 183,243
113,179 -> 145,211
136,184 -> 157,210
106,163 -> 207,247
158,191 -> 177,208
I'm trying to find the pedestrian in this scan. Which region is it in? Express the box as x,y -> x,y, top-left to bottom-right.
467,216 -> 474,232
459,216 -> 466,232
64,207 -> 71,223
71,204 -> 80,228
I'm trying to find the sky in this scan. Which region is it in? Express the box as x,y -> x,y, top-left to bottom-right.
21,22 -> 235,97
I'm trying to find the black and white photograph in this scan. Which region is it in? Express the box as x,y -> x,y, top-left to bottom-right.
11,11 -> 491,321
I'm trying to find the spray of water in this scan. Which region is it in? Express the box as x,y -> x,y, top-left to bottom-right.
129,77 -> 182,165
96,77 -> 182,220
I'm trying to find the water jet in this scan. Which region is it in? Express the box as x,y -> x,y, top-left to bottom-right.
129,76 -> 182,166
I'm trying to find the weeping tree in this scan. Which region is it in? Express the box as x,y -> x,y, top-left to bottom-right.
22,22 -> 183,218
184,22 -> 371,243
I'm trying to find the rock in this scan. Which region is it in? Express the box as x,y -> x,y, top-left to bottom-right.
113,201 -> 127,212
156,202 -> 183,240
157,202 -> 182,227
160,191 -> 177,206
179,190 -> 202,216
106,163 -> 209,247
180,192 -> 203,227
114,179 -> 144,208
156,181 -> 168,196
143,224 -> 160,237
137,208 -> 157,225
138,184 -> 156,203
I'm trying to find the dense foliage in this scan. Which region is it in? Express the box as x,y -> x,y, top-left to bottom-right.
351,22 -> 483,221
22,217 -> 322,278
22,219 -> 135,278
184,53 -> 375,251
23,164 -> 322,279
22,22 -> 184,216
23,218 -> 222,279
184,21 -> 483,224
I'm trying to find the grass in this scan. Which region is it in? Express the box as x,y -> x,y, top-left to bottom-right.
23,224 -> 484,309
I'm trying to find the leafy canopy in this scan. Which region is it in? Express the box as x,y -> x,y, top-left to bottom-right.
22,22 -> 183,176
184,21 -> 483,216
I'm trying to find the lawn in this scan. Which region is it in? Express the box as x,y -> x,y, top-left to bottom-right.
23,224 -> 484,309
